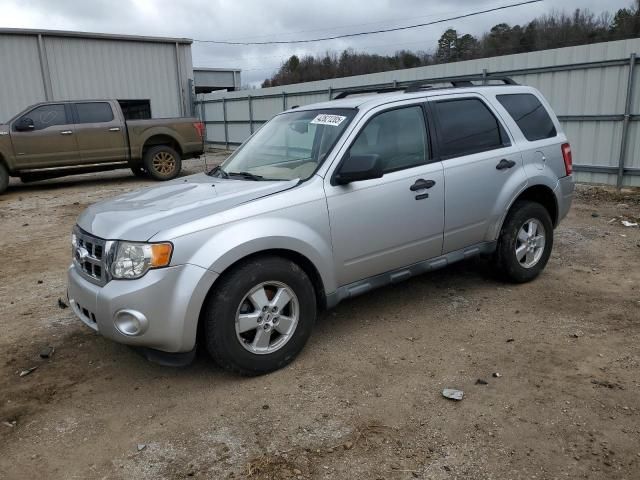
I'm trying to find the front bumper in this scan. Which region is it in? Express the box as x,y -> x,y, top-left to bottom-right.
67,263 -> 218,353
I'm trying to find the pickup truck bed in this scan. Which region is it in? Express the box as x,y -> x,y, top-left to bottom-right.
0,99 -> 205,192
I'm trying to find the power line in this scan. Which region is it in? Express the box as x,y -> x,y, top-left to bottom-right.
217,9 -> 461,42
193,0 -> 543,46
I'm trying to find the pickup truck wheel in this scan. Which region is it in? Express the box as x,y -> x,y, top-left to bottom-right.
0,163 -> 8,194
493,200 -> 553,283
143,145 -> 181,181
203,256 -> 317,376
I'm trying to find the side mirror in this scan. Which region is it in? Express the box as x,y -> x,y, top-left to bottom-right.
15,118 -> 35,132
334,154 -> 383,185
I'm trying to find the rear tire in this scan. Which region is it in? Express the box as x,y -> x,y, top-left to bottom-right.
492,200 -> 553,283
0,162 -> 8,194
203,256 -> 317,376
143,145 -> 181,181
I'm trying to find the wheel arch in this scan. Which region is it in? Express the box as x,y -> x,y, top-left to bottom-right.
141,134 -> 183,159
512,184 -> 559,226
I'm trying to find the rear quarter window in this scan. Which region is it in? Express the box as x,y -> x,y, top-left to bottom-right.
433,97 -> 509,159
497,93 -> 557,141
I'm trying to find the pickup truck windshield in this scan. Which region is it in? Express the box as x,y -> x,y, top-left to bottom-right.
213,108 -> 356,181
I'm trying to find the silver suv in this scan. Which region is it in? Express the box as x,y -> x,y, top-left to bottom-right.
68,77 -> 574,375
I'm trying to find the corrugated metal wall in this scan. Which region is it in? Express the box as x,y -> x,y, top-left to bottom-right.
197,38 -> 640,187
0,34 -> 48,122
0,31 -> 193,122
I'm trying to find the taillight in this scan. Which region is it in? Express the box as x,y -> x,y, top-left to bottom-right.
193,122 -> 205,139
561,143 -> 572,175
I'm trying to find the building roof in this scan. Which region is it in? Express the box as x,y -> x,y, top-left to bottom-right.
194,67 -> 242,73
0,28 -> 192,44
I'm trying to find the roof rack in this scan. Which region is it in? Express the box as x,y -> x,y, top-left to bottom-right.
331,75 -> 518,101
333,86 -> 405,99
404,75 -> 517,93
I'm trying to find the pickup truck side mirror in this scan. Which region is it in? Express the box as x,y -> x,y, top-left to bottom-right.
334,153 -> 383,185
15,118 -> 35,132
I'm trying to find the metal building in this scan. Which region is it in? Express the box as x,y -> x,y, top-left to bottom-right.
194,68 -> 241,94
0,28 -> 241,123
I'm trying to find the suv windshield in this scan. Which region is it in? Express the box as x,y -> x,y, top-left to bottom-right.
212,108 -> 356,181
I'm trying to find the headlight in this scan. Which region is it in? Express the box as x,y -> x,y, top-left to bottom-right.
110,241 -> 173,279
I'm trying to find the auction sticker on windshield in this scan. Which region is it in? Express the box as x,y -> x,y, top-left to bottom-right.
310,114 -> 347,126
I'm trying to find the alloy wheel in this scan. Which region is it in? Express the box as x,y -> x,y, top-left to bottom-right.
515,218 -> 546,268
235,281 -> 299,355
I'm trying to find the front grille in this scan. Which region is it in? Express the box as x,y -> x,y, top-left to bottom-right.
73,227 -> 109,286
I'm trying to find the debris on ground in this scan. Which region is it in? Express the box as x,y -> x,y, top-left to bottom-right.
591,379 -> 624,390
57,298 -> 68,309
591,212 -> 599,217
506,338 -> 515,343
492,372 -> 502,378
137,444 -> 146,452
442,389 -> 464,401
475,379 -> 488,385
2,421 -> 16,428
621,220 -> 638,227
19,366 -> 38,377
39,346 -> 55,359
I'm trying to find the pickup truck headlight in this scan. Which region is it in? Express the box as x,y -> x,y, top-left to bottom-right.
110,241 -> 173,279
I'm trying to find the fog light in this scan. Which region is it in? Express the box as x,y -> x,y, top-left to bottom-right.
114,309 -> 148,336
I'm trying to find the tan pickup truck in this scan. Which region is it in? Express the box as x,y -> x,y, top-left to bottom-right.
0,99 -> 205,193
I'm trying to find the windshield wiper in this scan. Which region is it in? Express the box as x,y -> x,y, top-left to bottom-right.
227,171 -> 264,181
207,165 -> 229,178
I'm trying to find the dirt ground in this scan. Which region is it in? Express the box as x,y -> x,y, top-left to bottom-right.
0,154 -> 639,480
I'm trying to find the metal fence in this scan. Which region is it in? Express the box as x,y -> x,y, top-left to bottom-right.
195,38 -> 640,188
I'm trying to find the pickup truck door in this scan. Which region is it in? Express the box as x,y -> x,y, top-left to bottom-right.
325,104 -> 445,287
429,94 -> 525,253
9,103 -> 79,169
72,102 -> 128,164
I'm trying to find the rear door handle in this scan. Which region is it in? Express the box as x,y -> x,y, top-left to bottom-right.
410,179 -> 436,191
496,159 -> 516,170
108,127 -> 121,132
60,130 -> 73,135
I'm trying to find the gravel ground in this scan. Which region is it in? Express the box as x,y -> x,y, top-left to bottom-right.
0,155 -> 639,479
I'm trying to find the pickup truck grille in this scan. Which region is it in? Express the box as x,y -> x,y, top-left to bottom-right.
73,227 -> 109,286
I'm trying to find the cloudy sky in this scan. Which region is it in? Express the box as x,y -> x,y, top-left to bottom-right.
2,0 -> 633,85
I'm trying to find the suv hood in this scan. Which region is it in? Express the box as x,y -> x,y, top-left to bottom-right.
77,173 -> 298,240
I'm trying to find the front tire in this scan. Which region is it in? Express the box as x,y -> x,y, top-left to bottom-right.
143,145 -> 181,181
203,256 -> 317,376
0,162 -> 9,194
492,200 -> 554,283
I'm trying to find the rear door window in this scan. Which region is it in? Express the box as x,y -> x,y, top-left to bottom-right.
433,98 -> 509,159
497,93 -> 557,141
75,102 -> 114,124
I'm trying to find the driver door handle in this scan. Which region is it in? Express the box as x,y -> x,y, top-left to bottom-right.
60,130 -> 73,135
496,159 -> 516,170
410,179 -> 436,191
